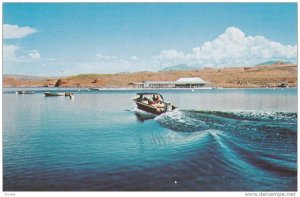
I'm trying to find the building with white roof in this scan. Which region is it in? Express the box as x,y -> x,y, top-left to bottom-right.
128,77 -> 210,89
175,77 -> 210,88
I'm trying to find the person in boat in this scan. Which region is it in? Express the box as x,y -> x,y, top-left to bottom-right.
151,95 -> 164,109
153,95 -> 163,105
141,96 -> 149,104
137,95 -> 143,102
139,96 -> 152,105
148,98 -> 155,105
152,95 -> 160,103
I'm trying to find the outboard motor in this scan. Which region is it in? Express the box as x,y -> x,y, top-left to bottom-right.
165,102 -> 172,111
171,105 -> 177,110
165,101 -> 177,111
164,102 -> 169,111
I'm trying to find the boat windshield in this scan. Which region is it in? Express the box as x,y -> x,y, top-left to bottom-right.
135,94 -> 164,102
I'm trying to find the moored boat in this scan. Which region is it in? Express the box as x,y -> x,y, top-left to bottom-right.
133,93 -> 177,115
89,88 -> 101,91
64,92 -> 74,96
44,92 -> 65,96
16,91 -> 35,94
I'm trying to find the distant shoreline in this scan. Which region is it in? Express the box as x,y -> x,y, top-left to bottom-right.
3,63 -> 297,89
3,86 -> 297,91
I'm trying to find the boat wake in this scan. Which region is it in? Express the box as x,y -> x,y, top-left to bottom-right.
155,109 -> 296,134
150,109 -> 297,190
129,108 -> 297,190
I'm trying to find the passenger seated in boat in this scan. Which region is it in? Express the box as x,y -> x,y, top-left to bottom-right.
148,99 -> 155,105
152,95 -> 161,103
142,97 -> 149,104
137,95 -> 143,102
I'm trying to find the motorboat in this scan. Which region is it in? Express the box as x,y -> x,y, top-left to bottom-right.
89,88 -> 101,91
64,92 -> 74,96
133,93 -> 177,115
44,92 -> 75,97
16,91 -> 35,94
44,92 -> 65,96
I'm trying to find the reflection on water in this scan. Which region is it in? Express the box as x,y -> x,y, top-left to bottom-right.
3,88 -> 297,191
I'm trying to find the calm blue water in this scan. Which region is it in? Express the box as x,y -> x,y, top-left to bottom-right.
3,88 -> 297,191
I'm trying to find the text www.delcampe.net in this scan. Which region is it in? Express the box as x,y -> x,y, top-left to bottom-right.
245,192 -> 296,197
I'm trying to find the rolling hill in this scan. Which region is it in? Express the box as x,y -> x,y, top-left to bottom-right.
159,64 -> 198,71
3,63 -> 297,88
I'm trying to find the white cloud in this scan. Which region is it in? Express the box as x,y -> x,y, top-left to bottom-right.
154,27 -> 297,67
28,49 -> 41,59
156,50 -> 185,60
3,24 -> 37,39
3,44 -> 19,60
3,24 -> 41,67
3,45 -> 41,63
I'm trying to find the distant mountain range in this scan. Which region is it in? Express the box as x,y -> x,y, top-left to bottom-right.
159,61 -> 294,72
4,61 -> 295,80
255,60 -> 292,66
4,74 -> 56,80
159,64 -> 198,71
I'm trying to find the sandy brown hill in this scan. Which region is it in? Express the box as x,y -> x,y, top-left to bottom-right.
3,63 -> 297,88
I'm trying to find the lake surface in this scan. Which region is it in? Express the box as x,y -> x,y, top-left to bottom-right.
3,88 -> 297,191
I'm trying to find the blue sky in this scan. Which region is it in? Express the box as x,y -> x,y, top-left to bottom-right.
3,3 -> 297,76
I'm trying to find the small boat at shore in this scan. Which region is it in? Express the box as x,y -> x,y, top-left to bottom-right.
16,91 -> 35,94
44,92 -> 75,97
64,92 -> 74,96
44,92 -> 65,96
133,93 -> 177,115
89,88 -> 101,91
